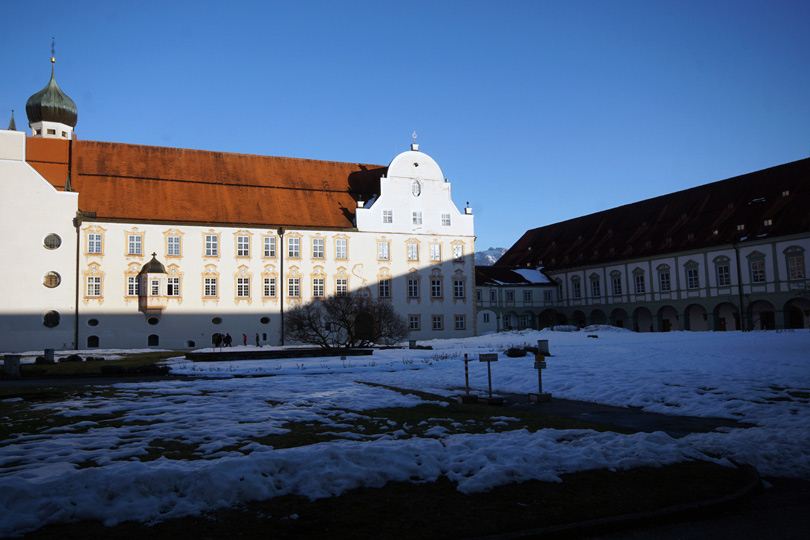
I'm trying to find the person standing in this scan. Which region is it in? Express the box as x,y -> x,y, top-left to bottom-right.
243,333 -> 247,346
255,333 -> 260,347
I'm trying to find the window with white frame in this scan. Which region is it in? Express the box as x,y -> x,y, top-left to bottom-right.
312,278 -> 324,297
454,279 -> 465,298
524,290 -> 533,303
237,236 -> 250,257
408,279 -> 419,298
489,289 -> 497,302
543,290 -> 552,302
88,233 -> 102,254
128,234 -> 142,256
312,237 -> 324,259
571,278 -> 581,299
590,277 -> 601,298
335,238 -> 348,259
383,210 -> 393,224
378,241 -> 389,260
407,243 -> 419,261
378,278 -> 390,298
288,277 -> 300,297
167,236 -> 181,256
476,289 -> 482,301
205,235 -> 218,257
431,278 -> 442,298
409,315 -> 420,330
167,277 -> 180,297
432,315 -> 443,330
634,274 -> 645,294
263,277 -> 276,298
441,213 -> 451,226
430,244 -> 441,261
750,259 -> 766,284
505,290 -> 515,302
204,277 -> 217,297
85,276 -> 101,297
264,236 -> 276,257
336,278 -> 348,296
127,276 -> 139,296
611,273 -> 622,296
237,277 -> 250,297
454,315 -> 465,330
288,237 -> 300,258
151,279 -> 160,296
716,263 -> 731,286
786,247 -> 805,280
412,211 -> 422,225
686,267 -> 700,289
453,245 -> 463,262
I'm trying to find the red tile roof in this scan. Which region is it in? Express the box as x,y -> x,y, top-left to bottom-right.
496,158 -> 810,271
26,138 -> 386,229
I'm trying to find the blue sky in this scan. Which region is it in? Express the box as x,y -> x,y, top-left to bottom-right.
3,1 -> 809,251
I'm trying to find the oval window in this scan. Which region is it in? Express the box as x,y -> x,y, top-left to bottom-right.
260,316 -> 270,324
44,234 -> 62,250
43,310 -> 61,328
212,317 -> 223,325
148,317 -> 160,326
87,318 -> 100,327
43,271 -> 61,288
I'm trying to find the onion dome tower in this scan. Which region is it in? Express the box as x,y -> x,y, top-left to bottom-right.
26,50 -> 77,139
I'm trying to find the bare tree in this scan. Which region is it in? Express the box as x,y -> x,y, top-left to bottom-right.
284,293 -> 408,349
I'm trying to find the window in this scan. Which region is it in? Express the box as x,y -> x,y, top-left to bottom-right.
264,236 -> 276,257
412,211 -> 422,225
237,236 -> 250,257
736,224 -> 745,231
237,277 -> 250,297
288,277 -> 300,297
151,279 -> 160,296
432,315 -> 444,330
408,279 -> 419,298
312,238 -> 324,259
408,243 -> 419,261
441,213 -> 451,226
312,278 -> 324,298
431,278 -> 442,298
87,276 -> 101,297
483,313 -> 490,323
409,315 -> 420,330
288,237 -> 300,258
611,275 -> 622,296
476,289 -> 482,301
454,315 -> 466,330
336,278 -> 348,296
686,268 -> 700,289
263,277 -> 276,298
378,278 -> 391,298
788,255 -> 805,280
750,260 -> 766,283
43,271 -> 61,288
489,290 -> 496,302
763,219 -> 773,227
167,277 -> 180,297
505,290 -> 515,302
383,210 -> 393,224
167,236 -> 181,256
204,277 -> 218,297
127,276 -> 139,296
634,274 -> 645,294
543,290 -> 552,303
44,233 -> 62,250
454,280 -> 465,298
43,310 -> 61,328
659,272 -> 671,292
335,238 -> 347,259
716,264 -> 731,286
128,234 -> 143,255
523,290 -> 533,303
205,235 -> 218,257
88,233 -> 102,254
430,244 -> 441,261
378,241 -> 389,260
590,278 -> 601,298
571,279 -> 581,299
453,245 -> 463,262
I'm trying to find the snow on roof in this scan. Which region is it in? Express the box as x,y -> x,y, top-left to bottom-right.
512,267 -> 551,284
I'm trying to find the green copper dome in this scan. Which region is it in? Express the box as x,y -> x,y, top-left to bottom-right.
25,61 -> 78,128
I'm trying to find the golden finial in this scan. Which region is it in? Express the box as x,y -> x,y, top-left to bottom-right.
51,37 -> 55,63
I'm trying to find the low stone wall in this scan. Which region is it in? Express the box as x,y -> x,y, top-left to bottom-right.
186,348 -> 374,362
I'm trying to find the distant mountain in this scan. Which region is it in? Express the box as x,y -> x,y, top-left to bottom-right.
475,247 -> 507,266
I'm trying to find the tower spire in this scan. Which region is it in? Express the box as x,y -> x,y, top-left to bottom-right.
7,110 -> 16,131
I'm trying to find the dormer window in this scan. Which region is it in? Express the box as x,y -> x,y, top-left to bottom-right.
763,219 -> 773,227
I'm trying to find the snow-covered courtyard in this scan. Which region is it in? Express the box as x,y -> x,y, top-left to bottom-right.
1,328 -> 809,536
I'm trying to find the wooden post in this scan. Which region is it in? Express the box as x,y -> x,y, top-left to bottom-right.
530,353 -> 552,403
478,353 -> 502,405
457,353 -> 478,404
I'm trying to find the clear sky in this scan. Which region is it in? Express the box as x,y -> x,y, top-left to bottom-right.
3,0 -> 809,251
